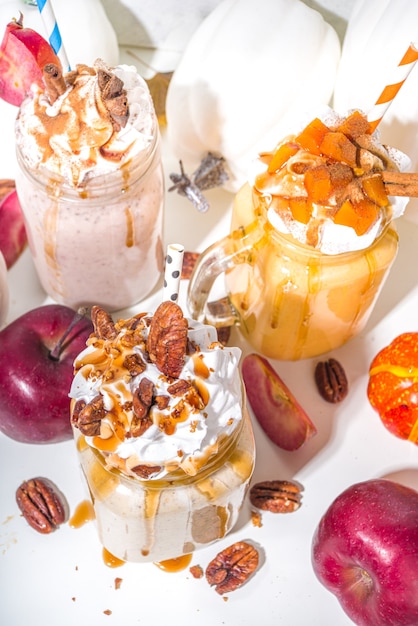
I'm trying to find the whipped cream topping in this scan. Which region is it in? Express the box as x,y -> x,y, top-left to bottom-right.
70,313 -> 243,481
251,107 -> 410,254
16,62 -> 156,187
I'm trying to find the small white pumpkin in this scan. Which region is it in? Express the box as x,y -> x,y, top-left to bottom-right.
166,0 -> 341,191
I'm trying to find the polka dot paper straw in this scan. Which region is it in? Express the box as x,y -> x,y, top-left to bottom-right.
36,0 -> 71,71
368,42 -> 418,133
163,244 -> 184,303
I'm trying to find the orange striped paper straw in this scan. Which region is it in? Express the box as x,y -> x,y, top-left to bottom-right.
368,42 -> 418,133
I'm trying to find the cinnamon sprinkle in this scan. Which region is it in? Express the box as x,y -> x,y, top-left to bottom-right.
43,63 -> 67,104
382,171 -> 418,197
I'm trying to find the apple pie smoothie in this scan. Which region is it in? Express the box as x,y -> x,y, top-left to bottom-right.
70,303 -> 255,563
15,61 -> 164,310
188,110 -> 408,360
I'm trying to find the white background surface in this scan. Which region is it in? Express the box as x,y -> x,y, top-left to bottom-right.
2,1 -> 418,625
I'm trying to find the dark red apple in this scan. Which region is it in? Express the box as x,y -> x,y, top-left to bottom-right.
0,14 -> 61,106
0,304 -> 93,444
312,479 -> 418,626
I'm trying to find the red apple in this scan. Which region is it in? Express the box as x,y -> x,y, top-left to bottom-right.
0,304 -> 93,444
312,479 -> 418,626
0,181 -> 27,268
0,14 -> 61,106
241,353 -> 316,451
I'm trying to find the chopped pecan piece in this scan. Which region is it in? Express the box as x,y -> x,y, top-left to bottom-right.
181,251 -> 199,279
314,358 -> 348,403
123,352 -> 146,377
206,541 -> 259,595
131,464 -> 162,478
155,395 -> 170,410
147,301 -> 188,378
91,306 -> 117,340
16,477 -> 67,534
167,379 -> 193,396
189,564 -> 204,579
216,326 -> 231,346
73,394 -> 106,436
249,480 -> 303,513
131,378 -> 154,437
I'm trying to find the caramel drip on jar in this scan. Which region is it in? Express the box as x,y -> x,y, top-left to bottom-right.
141,489 -> 161,557
154,553 -> 192,572
68,500 -> 95,528
102,547 -> 125,568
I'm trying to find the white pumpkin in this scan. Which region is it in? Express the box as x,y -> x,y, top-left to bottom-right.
333,0 -> 418,218
166,0 -> 340,191
165,0 -> 341,191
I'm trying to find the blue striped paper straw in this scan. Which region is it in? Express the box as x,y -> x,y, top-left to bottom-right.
36,0 -> 71,71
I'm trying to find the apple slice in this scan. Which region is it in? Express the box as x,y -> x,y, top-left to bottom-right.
0,181 -> 27,268
242,353 -> 316,451
0,14 -> 61,106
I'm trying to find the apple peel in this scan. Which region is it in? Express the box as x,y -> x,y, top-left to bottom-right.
0,14 -> 61,106
241,353 -> 316,451
0,184 -> 27,268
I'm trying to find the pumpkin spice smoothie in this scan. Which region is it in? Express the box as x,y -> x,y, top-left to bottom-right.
188,109 -> 412,359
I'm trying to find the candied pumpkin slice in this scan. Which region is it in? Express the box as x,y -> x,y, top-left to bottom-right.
295,118 -> 329,155
334,198 -> 379,235
268,142 -> 299,173
319,131 -> 357,168
362,175 -> 389,208
304,164 -> 332,204
288,197 -> 311,224
335,110 -> 372,140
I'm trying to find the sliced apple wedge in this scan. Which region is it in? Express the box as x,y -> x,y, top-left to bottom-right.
0,14 -> 61,106
0,182 -> 27,268
242,353 -> 316,451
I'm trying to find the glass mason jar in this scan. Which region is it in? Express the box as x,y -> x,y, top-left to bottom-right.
15,123 -> 164,311
73,398 -> 255,563
188,183 -> 399,361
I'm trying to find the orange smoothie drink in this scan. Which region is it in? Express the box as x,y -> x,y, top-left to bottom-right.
188,110 -> 409,360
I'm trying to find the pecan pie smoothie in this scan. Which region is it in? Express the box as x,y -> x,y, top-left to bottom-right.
14,61 -> 164,310
69,302 -> 255,563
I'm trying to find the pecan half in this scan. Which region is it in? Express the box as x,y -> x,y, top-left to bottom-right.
205,541 -> 259,595
314,358 -> 348,403
91,305 -> 117,340
147,301 -> 188,378
16,477 -> 66,534
131,378 -> 154,437
73,394 -> 106,436
249,480 -> 303,513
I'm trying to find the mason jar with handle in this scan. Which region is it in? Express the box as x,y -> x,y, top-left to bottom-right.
187,183 -> 399,361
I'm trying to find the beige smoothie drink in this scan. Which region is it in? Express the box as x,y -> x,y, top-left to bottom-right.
70,302 -> 255,563
188,110 -> 408,360
15,61 -> 164,311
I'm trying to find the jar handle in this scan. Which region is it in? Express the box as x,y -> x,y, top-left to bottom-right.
187,219 -> 263,327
